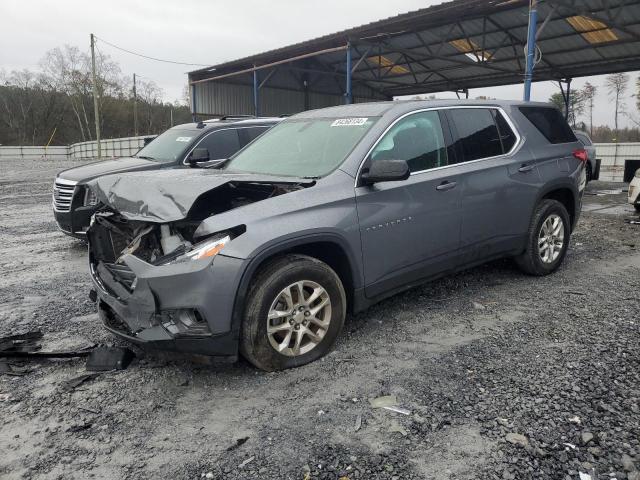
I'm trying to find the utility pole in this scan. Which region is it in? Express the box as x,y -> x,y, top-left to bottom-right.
90,33 -> 101,159
133,73 -> 138,136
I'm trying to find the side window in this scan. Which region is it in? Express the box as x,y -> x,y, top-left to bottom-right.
519,107 -> 577,144
449,108 -> 503,162
492,110 -> 517,153
369,110 -> 448,173
196,129 -> 240,160
242,127 -> 269,145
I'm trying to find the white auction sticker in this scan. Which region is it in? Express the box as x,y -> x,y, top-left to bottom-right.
175,136 -> 192,142
331,118 -> 368,127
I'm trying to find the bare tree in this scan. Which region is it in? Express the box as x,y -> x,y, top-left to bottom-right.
137,79 -> 164,133
605,73 -> 629,141
581,82 -> 597,136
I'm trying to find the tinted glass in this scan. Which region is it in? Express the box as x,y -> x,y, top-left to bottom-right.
244,126 -> 270,143
449,108 -> 503,162
196,129 -> 240,160
134,129 -> 194,163
225,117 -> 378,178
370,110 -> 447,172
519,107 -> 577,144
493,110 -> 517,153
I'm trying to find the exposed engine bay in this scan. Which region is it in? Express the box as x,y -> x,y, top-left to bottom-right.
89,180 -> 309,268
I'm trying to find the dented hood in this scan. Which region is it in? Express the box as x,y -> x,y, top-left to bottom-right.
88,168 -> 311,223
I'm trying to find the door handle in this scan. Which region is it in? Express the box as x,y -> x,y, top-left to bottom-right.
518,164 -> 535,173
436,181 -> 457,191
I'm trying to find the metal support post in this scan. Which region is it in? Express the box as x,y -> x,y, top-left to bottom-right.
345,43 -> 353,104
253,67 -> 260,117
523,0 -> 538,101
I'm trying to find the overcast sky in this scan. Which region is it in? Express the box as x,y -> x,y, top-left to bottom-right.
1,0 -> 638,127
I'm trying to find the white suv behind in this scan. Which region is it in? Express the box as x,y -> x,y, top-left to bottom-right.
629,168 -> 640,212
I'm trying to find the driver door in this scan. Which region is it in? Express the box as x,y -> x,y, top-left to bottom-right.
355,109 -> 464,298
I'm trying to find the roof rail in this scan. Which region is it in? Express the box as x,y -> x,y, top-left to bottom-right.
219,115 -> 255,120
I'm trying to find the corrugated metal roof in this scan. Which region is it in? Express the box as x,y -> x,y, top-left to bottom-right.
189,0 -> 640,107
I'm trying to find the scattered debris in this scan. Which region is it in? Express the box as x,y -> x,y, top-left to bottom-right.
505,433 -> 529,448
0,331 -> 43,354
382,405 -> 411,415
226,437 -> 249,452
368,395 -> 397,408
579,472 -> 592,480
625,219 -> 640,225
621,453 -> 636,472
472,301 -> 486,310
354,413 -> 362,432
61,373 -> 101,391
239,456 -> 255,468
563,443 -> 577,450
86,346 -> 135,371
388,420 -> 408,436
0,393 -> 11,402
568,415 -> 582,425
565,291 -> 586,296
0,360 -> 31,376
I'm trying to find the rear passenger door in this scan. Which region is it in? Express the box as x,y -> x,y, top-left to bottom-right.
445,107 -> 539,265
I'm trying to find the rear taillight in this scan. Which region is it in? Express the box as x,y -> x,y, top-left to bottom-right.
573,149 -> 588,162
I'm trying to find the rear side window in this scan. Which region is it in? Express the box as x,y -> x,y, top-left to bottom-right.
197,129 -> 241,160
519,107 -> 577,144
492,110 -> 517,153
448,108 -> 503,162
241,126 -> 270,145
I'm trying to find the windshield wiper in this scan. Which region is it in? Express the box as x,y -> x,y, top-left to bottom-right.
136,155 -> 156,160
301,176 -> 320,179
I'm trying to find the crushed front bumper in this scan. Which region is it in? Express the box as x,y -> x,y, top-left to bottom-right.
89,249 -> 246,358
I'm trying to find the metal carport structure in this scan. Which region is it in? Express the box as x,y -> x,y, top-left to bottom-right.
188,0 -> 640,118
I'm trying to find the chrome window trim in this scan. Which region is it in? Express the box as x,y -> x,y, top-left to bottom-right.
354,105 -> 523,187
181,126 -> 269,166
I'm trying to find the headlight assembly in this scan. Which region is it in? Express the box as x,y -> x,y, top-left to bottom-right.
84,187 -> 98,206
171,233 -> 231,264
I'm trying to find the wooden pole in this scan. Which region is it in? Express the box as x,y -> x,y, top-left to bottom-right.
90,34 -> 101,159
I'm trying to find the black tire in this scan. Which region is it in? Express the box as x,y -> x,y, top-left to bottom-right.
515,199 -> 571,276
634,204 -> 640,213
240,254 -> 346,371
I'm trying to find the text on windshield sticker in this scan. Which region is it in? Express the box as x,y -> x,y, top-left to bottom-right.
175,137 -> 192,142
331,118 -> 368,127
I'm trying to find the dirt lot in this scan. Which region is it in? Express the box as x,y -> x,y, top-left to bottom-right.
1,156 -> 639,480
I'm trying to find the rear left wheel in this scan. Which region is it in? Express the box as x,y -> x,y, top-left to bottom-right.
240,254 -> 346,371
515,199 -> 571,276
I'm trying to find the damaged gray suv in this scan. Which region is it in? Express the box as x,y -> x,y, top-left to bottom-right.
87,100 -> 587,371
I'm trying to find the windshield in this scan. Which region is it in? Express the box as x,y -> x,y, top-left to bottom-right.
134,129 -> 196,163
224,117 -> 378,177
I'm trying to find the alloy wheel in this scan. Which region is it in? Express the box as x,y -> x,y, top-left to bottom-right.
266,280 -> 332,357
538,214 -> 565,264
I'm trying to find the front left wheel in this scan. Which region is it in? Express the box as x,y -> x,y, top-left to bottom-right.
240,254 -> 346,371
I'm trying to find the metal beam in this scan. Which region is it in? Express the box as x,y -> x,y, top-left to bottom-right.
524,0 -> 538,101
345,43 -> 353,104
253,68 -> 259,117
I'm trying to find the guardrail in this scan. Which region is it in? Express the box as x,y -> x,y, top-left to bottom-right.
0,135 -> 157,161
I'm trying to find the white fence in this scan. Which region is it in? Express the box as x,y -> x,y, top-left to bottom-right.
0,135 -> 156,161
1,138 -> 638,182
593,143 -> 640,182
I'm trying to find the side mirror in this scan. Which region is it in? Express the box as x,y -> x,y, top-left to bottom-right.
188,148 -> 210,166
360,159 -> 410,185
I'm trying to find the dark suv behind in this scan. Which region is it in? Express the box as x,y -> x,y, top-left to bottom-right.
86,100 -> 587,371
53,117 -> 280,237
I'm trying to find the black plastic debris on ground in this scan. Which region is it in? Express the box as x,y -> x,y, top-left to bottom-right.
0,330 -> 95,359
62,373 -> 101,391
86,347 -> 135,371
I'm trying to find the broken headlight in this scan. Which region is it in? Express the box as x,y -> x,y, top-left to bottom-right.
84,187 -> 98,206
168,233 -> 231,264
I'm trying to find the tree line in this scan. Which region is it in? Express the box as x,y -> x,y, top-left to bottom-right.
0,45 -> 192,146
548,73 -> 640,142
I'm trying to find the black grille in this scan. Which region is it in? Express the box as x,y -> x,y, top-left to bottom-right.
103,263 -> 137,291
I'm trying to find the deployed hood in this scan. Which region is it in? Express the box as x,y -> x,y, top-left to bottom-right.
57,157 -> 159,183
88,168 -> 313,223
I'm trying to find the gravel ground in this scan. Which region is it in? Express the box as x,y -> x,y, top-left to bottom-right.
1,157 -> 639,480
